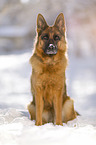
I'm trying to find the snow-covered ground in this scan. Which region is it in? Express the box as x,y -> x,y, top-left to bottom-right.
0,50 -> 96,145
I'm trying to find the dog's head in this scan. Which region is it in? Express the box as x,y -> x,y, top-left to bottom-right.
36,13 -> 67,57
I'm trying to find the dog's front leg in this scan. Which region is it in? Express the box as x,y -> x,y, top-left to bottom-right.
54,89 -> 63,125
35,89 -> 43,126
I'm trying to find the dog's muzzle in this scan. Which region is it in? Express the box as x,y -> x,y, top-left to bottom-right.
45,44 -> 58,55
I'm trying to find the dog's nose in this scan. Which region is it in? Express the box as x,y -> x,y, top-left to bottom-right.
48,44 -> 55,50
45,43 -> 57,55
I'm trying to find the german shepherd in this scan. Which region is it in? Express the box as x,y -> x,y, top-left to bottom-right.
28,13 -> 77,126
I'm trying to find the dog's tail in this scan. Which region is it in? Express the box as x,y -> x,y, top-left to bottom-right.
76,111 -> 80,116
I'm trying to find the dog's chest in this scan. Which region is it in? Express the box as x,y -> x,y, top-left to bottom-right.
42,66 -> 62,96
41,64 -> 59,85
38,64 -> 64,87
41,73 -> 57,105
33,64 -> 64,106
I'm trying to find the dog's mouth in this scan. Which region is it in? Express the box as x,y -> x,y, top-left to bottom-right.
44,44 -> 58,55
45,50 -> 57,55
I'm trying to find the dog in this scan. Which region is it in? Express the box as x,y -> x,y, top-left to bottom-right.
27,13 -> 77,126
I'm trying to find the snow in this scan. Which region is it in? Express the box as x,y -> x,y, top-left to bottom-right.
0,50 -> 96,145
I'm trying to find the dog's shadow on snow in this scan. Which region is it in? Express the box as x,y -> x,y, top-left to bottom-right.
20,110 -> 30,118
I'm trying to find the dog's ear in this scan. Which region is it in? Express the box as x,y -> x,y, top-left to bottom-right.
54,13 -> 65,35
37,14 -> 48,34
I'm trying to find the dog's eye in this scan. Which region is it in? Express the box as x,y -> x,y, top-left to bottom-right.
42,35 -> 49,40
54,35 -> 60,41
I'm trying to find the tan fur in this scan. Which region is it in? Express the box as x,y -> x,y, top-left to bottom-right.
62,97 -> 77,123
27,13 -> 77,125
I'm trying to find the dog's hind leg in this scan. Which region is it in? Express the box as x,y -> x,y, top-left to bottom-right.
62,96 -> 77,123
27,102 -> 36,120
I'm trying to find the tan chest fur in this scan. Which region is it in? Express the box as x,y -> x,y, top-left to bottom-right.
31,56 -> 66,107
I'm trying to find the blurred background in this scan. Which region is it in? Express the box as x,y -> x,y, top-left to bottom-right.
0,0 -> 96,56
0,0 -> 96,118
